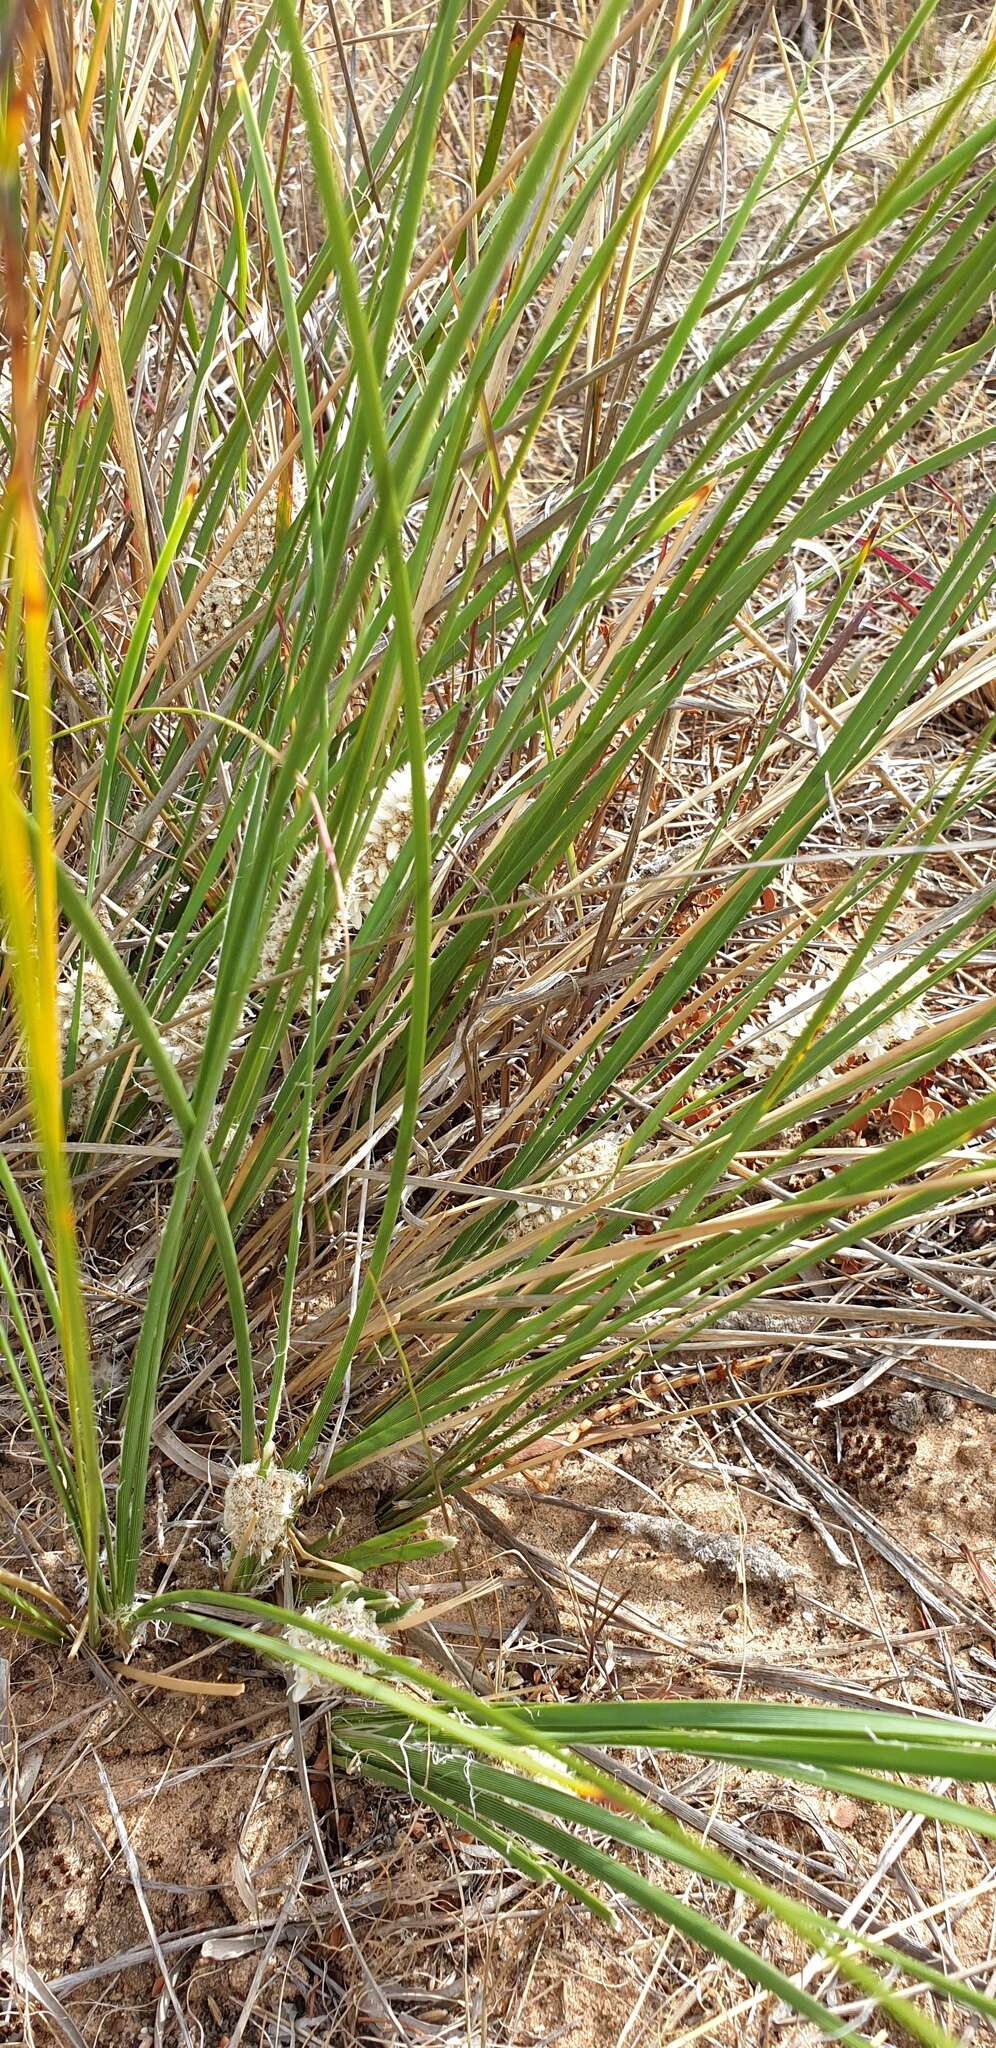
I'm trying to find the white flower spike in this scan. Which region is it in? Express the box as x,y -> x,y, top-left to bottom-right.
259,759 -> 470,1004
283,1596 -> 392,1701
222,1460 -> 306,1564
742,959 -> 923,1077
344,760 -> 470,929
57,957 -> 123,1131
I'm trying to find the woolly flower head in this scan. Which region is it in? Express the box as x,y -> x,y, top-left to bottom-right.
740,976 -> 834,1075
345,759 -> 470,929
155,980 -> 232,1136
513,1132 -> 625,1237
283,1596 -> 391,1701
158,981 -> 216,1071
57,957 -> 123,1130
222,1460 -> 306,1564
259,760 -> 471,1005
846,960 -> 924,1063
741,960 -> 923,1077
258,852 -> 344,1004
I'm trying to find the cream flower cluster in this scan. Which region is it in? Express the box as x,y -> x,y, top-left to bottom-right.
258,851 -> 327,995
283,1596 -> 391,1701
846,960 -> 925,1064
512,1132 -> 625,1236
741,976 -> 833,1072
259,760 -> 469,1001
257,850 -> 342,1001
57,957 -> 122,1130
156,981 -> 231,1135
222,1460 -> 306,1564
190,473 -> 304,664
159,982 -> 215,1071
742,960 -> 923,1077
345,760 -> 470,927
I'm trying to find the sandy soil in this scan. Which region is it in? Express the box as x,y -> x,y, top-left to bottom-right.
4,1341 -> 993,2043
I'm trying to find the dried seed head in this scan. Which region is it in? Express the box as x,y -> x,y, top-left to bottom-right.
832,1410 -> 917,1500
57,957 -> 123,1130
222,1460 -> 306,1564
283,1596 -> 392,1700
886,1390 -> 926,1436
926,1387 -> 958,1425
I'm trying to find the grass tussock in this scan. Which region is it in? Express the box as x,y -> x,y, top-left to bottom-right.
2,0 -> 996,2035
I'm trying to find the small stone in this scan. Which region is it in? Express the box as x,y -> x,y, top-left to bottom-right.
828,1795 -> 859,1830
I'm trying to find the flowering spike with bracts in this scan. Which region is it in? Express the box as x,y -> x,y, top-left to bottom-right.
57,956 -> 123,1132
189,471 -> 305,666
222,1460 -> 306,1567
158,980 -> 217,1073
283,1596 -> 392,1701
740,955 -> 924,1079
154,979 -> 234,1136
343,760 -> 470,929
257,850 -> 342,1002
259,759 -> 471,1005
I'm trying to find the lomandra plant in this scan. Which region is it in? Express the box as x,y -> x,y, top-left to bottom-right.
3,0 -> 996,2030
